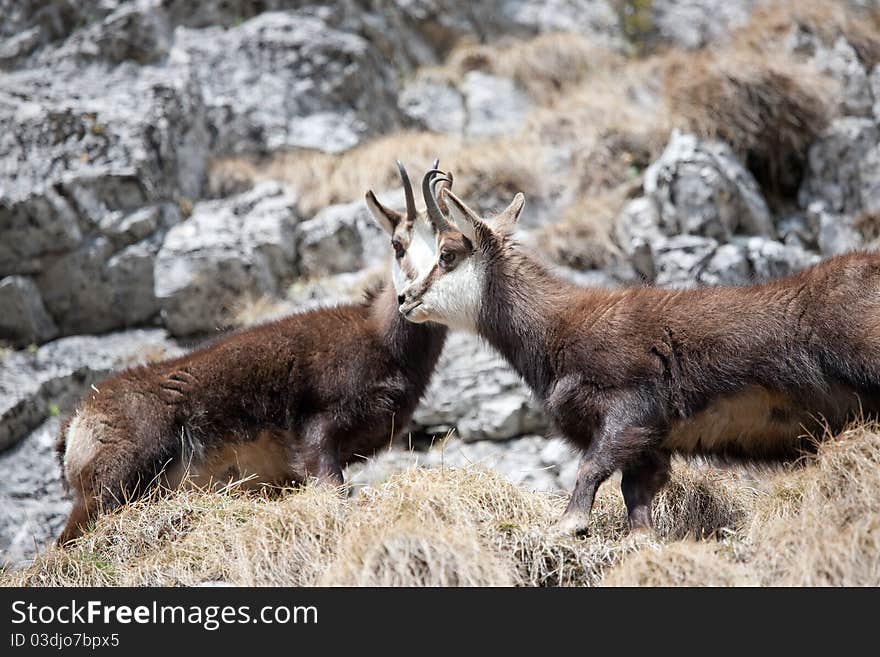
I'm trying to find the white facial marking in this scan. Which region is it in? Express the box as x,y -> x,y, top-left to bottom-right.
405,254 -> 487,332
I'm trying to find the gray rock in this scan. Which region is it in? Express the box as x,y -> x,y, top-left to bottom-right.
297,192 -> 400,279
799,118 -> 880,217
412,332 -> 548,442
0,417 -> 70,566
463,71 -> 530,138
698,243 -> 749,287
794,31 -> 874,118
651,0 -> 755,50
871,64 -> 880,122
0,276 -> 58,346
346,435 -> 571,493
652,235 -> 719,288
398,75 -> 466,134
155,182 -> 299,336
614,196 -> 663,279
645,131 -> 773,241
742,237 -> 820,281
170,10 -> 398,155
807,203 -> 862,257
36,236 -> 162,336
0,329 -> 178,453
506,0 -> 620,40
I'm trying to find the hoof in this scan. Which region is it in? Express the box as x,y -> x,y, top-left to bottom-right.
549,512 -> 591,539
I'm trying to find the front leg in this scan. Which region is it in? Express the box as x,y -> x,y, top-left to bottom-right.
553,400 -> 664,537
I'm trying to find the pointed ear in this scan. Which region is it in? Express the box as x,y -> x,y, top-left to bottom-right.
443,189 -> 493,247
365,190 -> 403,236
493,193 -> 525,237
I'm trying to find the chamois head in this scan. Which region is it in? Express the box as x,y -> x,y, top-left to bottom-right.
398,169 -> 524,330
365,161 -> 452,295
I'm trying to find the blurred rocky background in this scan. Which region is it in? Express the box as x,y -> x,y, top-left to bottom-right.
1,0 -> 879,564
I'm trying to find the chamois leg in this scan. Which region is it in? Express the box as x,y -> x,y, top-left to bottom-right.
296,418 -> 344,488
553,414 -> 662,537
552,453 -> 613,537
57,496 -> 92,546
620,449 -> 670,532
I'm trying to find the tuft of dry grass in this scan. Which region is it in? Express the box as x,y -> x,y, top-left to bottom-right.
664,49 -> 831,200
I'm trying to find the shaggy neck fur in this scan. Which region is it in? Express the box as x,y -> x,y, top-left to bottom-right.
372,275 -> 448,381
476,244 -> 579,397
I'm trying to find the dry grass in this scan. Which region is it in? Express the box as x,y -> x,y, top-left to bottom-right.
533,191 -> 628,270
210,131 -> 546,217
736,0 -> 880,69
437,33 -> 621,100
6,421 -> 880,586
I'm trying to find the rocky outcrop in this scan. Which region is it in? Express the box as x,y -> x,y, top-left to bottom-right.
155,183 -> 299,336
412,333 -> 548,442
0,329 -> 179,453
644,131 -> 773,241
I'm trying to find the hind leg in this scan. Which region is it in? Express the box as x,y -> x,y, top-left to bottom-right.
57,496 -> 92,546
621,449 -> 670,532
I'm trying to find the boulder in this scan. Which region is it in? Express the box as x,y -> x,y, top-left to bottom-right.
155,183 -> 299,336
0,417 -> 70,566
0,276 -> 58,346
742,236 -> 819,281
463,72 -> 530,138
169,10 -> 399,155
412,332 -> 549,442
645,131 -> 773,240
0,329 -> 179,453
398,75 -> 466,134
799,118 -> 880,217
346,435 -> 577,493
652,235 -> 719,288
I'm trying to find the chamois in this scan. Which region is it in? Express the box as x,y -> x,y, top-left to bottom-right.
55,163 -> 449,544
399,169 -> 880,536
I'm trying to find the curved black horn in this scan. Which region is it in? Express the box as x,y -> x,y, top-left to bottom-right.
422,167 -> 452,233
395,160 -> 417,222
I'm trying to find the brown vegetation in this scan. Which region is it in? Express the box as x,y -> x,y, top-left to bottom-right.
6,423 -> 880,586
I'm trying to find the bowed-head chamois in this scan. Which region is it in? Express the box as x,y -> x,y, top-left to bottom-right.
399,169 -> 880,536
55,162 -> 449,544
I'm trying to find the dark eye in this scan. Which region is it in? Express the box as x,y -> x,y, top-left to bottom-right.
440,250 -> 456,267
392,240 -> 404,258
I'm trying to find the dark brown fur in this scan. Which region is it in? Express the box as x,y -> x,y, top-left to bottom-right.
55,281 -> 446,544
410,184 -> 880,534
488,247 -> 880,532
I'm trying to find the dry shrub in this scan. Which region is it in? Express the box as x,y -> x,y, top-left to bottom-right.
653,462 -> 759,541
602,541 -> 751,587
665,49 -> 831,199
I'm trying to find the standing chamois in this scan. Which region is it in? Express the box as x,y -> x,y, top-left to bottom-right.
55,162 -> 449,544
399,169 -> 880,536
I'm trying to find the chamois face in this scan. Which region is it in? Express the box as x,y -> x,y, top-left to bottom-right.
399,178 -> 525,332
365,161 -> 445,295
